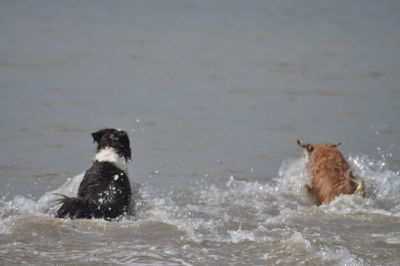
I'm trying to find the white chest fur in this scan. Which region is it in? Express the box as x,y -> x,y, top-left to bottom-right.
94,148 -> 128,172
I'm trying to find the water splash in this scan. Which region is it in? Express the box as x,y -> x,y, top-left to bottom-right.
348,154 -> 400,213
1,151 -> 399,264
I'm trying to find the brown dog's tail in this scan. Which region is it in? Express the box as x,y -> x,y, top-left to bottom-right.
345,171 -> 366,197
351,178 -> 366,197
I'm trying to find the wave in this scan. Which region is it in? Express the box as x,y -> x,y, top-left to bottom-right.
2,153 -> 399,228
1,153 -> 399,264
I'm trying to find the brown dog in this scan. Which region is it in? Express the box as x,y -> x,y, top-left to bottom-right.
297,140 -> 365,205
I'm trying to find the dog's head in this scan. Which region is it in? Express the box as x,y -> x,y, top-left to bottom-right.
91,128 -> 131,161
297,140 -> 341,156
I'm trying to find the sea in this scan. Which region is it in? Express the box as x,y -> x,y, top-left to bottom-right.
1,0 -> 400,265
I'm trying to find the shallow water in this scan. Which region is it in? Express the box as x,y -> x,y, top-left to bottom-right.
1,156 -> 400,265
1,0 -> 400,265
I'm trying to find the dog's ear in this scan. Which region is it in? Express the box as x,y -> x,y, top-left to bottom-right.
297,140 -> 314,153
332,142 -> 341,148
116,130 -> 132,160
297,139 -> 304,148
91,129 -> 106,144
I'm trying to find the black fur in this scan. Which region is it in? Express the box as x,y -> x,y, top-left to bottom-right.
56,128 -> 132,220
91,128 -> 131,161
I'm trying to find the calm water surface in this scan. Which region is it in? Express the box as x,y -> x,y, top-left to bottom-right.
1,0 -> 400,265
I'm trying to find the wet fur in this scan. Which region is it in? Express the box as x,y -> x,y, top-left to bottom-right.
55,128 -> 132,220
297,140 -> 365,205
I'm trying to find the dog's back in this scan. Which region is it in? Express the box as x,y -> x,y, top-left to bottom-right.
297,140 -> 365,205
56,128 -> 132,220
56,161 -> 131,219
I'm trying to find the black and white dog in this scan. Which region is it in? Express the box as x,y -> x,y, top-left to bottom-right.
56,128 -> 132,220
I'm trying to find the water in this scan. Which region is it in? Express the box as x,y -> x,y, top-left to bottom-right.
1,0 -> 400,264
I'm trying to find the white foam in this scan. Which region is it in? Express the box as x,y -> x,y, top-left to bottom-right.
138,151 -> 400,246
276,157 -> 315,205
286,231 -> 312,251
37,173 -> 85,215
316,246 -> 364,266
385,236 -> 400,245
227,227 -> 256,243
1,150 -> 399,256
348,154 -> 400,212
0,196 -> 39,234
275,154 -> 400,216
0,170 -> 141,231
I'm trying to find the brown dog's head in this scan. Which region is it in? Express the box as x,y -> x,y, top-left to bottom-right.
297,140 -> 341,156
